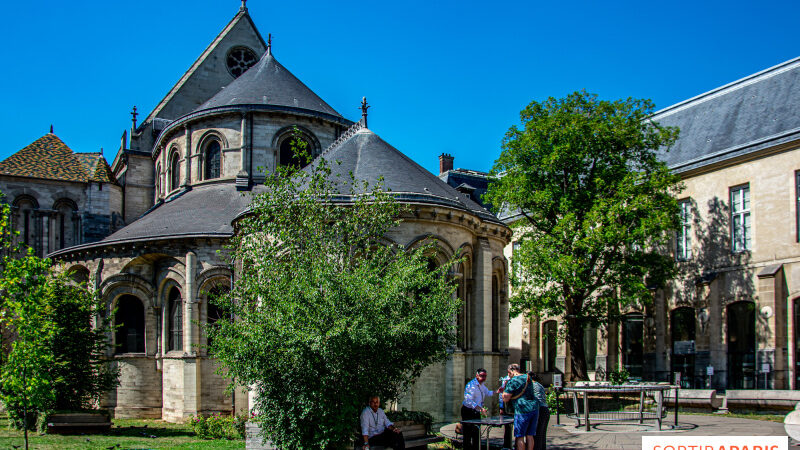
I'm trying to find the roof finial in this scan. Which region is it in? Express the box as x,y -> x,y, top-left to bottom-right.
240,0 -> 247,11
131,105 -> 138,129
267,33 -> 272,54
360,97 -> 370,128
49,124 -> 53,134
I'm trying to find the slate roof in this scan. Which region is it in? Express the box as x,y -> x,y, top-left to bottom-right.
0,134 -> 117,184
304,127 -> 501,224
652,57 -> 800,173
52,183 -> 265,253
194,49 -> 343,120
439,168 -> 493,210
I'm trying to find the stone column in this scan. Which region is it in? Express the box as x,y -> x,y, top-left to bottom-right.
708,278 -> 724,388
183,251 -> 202,417
654,290 -> 667,381
475,237 -> 493,372
236,113 -> 251,189
183,126 -> 192,188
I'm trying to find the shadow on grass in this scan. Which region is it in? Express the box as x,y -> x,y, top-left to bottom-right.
107,425 -> 196,439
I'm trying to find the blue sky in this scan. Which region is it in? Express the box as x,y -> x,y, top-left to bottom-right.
1,0 -> 798,175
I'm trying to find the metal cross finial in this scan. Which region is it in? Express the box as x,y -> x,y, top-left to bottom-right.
241,0 -> 247,11
267,33 -> 272,53
131,106 -> 138,129
49,124 -> 53,134
360,97 -> 370,128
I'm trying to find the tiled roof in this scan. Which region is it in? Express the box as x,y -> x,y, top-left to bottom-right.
0,134 -> 117,184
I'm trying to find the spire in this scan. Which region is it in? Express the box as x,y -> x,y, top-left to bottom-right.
131,106 -> 138,129
267,33 -> 272,54
49,124 -> 53,134
240,0 -> 247,11
360,97 -> 370,128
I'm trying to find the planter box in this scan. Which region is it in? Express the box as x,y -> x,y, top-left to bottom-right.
46,412 -> 111,434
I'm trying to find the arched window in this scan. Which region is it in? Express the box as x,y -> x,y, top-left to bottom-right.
68,266 -> 90,285
155,163 -> 161,198
54,199 -> 77,250
204,140 -> 221,180
671,307 -> 696,387
279,134 -> 313,169
115,295 -> 145,354
456,259 -> 471,351
205,284 -> 229,348
542,320 -> 558,372
622,313 -> 644,379
727,301 -> 755,389
168,287 -> 183,351
13,196 -> 37,249
169,151 -> 180,192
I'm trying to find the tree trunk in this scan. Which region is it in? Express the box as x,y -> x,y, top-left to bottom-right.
566,316 -> 588,381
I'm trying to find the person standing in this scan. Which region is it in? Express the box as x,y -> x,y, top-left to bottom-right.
461,368 -> 498,450
502,366 -> 539,450
360,396 -> 405,450
499,364 -> 519,449
530,372 -> 550,450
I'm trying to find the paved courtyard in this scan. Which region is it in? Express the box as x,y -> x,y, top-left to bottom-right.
439,415 -> 790,449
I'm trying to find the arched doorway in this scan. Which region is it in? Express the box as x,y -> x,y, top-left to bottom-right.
727,301 -> 755,389
622,313 -> 644,379
542,320 -> 557,372
671,307 -> 696,388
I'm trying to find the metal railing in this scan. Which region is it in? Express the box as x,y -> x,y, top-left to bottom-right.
562,384 -> 676,431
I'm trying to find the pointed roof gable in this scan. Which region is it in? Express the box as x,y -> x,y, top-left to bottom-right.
0,134 -> 116,184
194,49 -> 343,119
144,7 -> 268,122
306,126 -> 500,223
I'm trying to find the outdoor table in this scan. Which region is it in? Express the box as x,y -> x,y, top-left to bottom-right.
460,415 -> 514,450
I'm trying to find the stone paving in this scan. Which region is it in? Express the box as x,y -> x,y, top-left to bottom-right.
439,415 -> 790,449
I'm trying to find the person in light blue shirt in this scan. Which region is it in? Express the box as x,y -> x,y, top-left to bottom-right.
461,368 -> 499,450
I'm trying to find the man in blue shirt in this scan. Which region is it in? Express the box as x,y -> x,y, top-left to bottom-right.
461,368 -> 498,450
502,366 -> 539,450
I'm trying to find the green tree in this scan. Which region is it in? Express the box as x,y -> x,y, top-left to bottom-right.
207,155 -> 460,449
0,192 -> 118,447
485,91 -> 682,381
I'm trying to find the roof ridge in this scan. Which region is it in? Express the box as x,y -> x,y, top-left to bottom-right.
652,56 -> 800,119
320,119 -> 364,156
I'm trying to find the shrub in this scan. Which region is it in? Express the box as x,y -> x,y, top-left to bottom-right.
189,413 -> 247,440
608,367 -> 630,385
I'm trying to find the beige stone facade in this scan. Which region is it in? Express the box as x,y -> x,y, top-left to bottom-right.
509,57 -> 800,390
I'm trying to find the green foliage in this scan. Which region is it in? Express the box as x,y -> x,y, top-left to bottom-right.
207,151 -> 460,450
608,367 -> 630,385
545,387 -> 560,412
0,191 -> 118,432
486,91 -> 682,380
385,409 -> 434,433
189,413 -> 247,440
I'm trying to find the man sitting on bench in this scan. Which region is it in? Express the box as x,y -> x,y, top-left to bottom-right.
360,395 -> 405,450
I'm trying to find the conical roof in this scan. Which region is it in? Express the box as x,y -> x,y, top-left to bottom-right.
0,133 -> 117,184
194,49 -> 342,120
305,127 -> 501,223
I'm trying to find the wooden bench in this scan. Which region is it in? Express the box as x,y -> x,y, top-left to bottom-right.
356,420 -> 443,450
46,412 -> 112,434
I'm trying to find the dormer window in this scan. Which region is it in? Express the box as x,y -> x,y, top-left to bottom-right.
204,140 -> 221,180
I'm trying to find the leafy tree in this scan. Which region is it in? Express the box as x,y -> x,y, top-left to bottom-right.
207,152 -> 460,449
485,91 -> 682,381
0,192 -> 118,447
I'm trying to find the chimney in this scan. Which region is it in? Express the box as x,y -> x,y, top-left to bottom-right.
439,153 -> 454,175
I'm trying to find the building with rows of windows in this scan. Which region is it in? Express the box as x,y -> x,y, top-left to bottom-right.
510,57 -> 800,390
2,4 -> 512,423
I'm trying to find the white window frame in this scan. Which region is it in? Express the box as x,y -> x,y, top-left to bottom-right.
730,185 -> 751,252
676,199 -> 692,260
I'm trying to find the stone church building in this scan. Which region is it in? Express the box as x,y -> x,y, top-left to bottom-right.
13,4 -> 513,423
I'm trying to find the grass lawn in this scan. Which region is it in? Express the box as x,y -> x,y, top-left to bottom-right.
0,416 -> 244,449
681,411 -> 786,423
